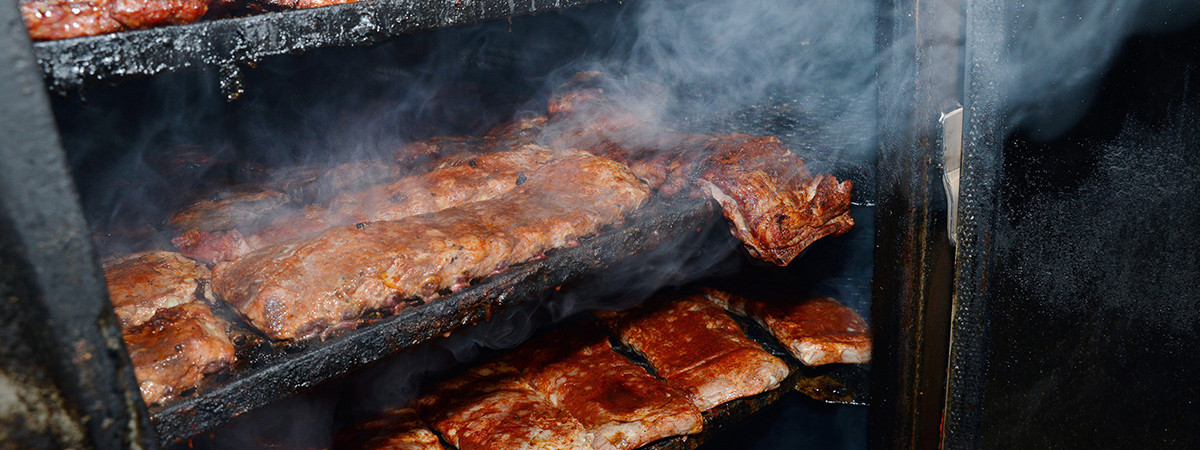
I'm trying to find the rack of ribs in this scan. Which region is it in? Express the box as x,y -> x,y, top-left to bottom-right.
21,0 -> 212,40
600,292 -> 791,411
416,361 -> 592,449
333,407 -> 443,450
174,144 -> 560,264
212,148 -> 650,340
544,74 -> 854,265
513,326 -> 703,450
701,288 -> 871,366
101,251 -> 235,405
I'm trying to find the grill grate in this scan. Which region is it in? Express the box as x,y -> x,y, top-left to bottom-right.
31,0 -> 610,94
150,196 -> 716,444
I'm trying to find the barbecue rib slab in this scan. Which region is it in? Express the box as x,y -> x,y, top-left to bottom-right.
122,302 -> 235,405
417,361 -> 592,450
514,327 -> 703,450
334,407 -> 444,450
102,251 -> 216,328
213,148 -> 649,340
545,79 -> 854,265
702,288 -> 872,366
168,190 -> 292,233
101,251 -> 235,405
175,144 -> 559,264
169,116 -> 543,254
601,294 -> 791,411
21,0 -> 210,40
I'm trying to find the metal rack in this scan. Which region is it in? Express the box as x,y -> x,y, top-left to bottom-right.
33,0 -> 607,94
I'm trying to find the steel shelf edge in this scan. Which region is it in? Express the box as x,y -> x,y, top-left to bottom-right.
32,0 -> 610,92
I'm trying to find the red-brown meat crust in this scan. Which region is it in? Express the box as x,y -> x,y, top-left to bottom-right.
702,288 -> 871,366
21,0 -> 209,40
513,328 -> 703,450
168,189 -> 292,232
546,83 -> 853,265
334,407 -> 444,450
601,294 -> 790,411
102,251 -> 215,328
176,144 -> 559,264
212,148 -> 649,340
122,302 -> 235,406
416,361 -> 591,450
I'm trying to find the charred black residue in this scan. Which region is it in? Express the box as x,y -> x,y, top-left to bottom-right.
355,222 -> 366,229
515,172 -> 527,185
402,297 -> 425,307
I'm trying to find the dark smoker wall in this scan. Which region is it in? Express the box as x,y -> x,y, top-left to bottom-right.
977,23 -> 1200,447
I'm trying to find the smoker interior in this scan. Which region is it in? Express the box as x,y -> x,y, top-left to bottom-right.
45,1 -> 878,447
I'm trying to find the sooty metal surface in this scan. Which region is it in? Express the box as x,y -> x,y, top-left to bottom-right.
33,0 -> 609,93
150,196 -> 715,444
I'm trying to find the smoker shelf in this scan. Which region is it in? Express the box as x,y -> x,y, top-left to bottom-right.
150,196 -> 716,444
31,0 -> 609,93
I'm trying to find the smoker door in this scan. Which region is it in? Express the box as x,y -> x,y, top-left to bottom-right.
947,2 -> 1200,447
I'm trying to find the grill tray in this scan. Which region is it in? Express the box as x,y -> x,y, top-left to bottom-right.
151,196 -> 715,443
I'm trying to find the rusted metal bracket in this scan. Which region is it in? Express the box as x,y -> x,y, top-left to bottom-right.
941,106 -> 964,246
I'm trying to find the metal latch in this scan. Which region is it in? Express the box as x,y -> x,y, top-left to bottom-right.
941,106 -> 963,246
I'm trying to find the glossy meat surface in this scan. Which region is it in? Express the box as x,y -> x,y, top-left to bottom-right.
168,189 -> 292,232
176,144 -> 558,264
545,80 -> 853,265
102,251 -> 215,328
416,362 -> 591,450
213,148 -> 649,340
21,0 -> 209,40
702,288 -> 871,366
122,302 -> 235,405
601,294 -> 790,411
515,328 -> 703,450
334,407 -> 444,450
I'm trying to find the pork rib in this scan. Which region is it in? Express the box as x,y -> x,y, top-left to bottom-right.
545,79 -> 853,265
514,327 -> 703,450
334,407 -> 444,450
600,293 -> 791,411
101,251 -> 235,405
416,361 -> 592,450
102,250 -> 215,328
21,0 -> 210,40
175,144 -> 560,264
212,148 -> 649,340
122,302 -> 235,405
702,288 -> 871,366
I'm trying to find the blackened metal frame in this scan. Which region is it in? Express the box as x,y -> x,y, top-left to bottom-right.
871,0 -> 962,448
0,3 -> 157,448
941,0 -> 1002,447
34,0 -> 608,94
